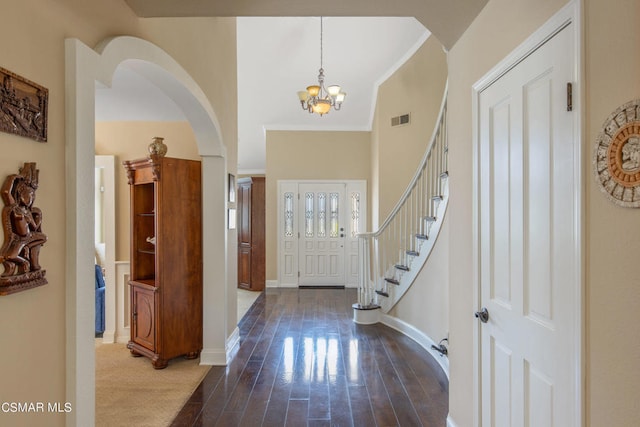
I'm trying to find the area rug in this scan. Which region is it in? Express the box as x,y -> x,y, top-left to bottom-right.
95,343 -> 210,427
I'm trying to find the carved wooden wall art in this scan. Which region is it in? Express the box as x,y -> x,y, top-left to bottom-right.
594,99 -> 640,207
0,66 -> 48,142
0,162 -> 48,295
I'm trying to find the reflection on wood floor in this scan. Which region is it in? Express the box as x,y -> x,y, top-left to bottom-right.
171,288 -> 448,426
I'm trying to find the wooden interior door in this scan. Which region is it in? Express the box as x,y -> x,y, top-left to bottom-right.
237,180 -> 252,289
477,22 -> 578,426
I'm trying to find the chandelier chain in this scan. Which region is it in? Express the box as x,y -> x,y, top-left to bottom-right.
320,16 -> 323,70
296,15 -> 345,115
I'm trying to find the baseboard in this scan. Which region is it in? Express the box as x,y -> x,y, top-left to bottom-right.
447,414 -> 458,427
276,283 -> 298,288
115,327 -> 130,344
199,330 -> 236,367
116,335 -> 129,344
266,280 -> 279,288
267,280 -> 357,289
101,330 -> 116,344
226,326 -> 240,362
380,313 -> 449,379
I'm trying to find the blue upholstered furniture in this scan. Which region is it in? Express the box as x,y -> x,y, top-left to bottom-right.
95,264 -> 105,334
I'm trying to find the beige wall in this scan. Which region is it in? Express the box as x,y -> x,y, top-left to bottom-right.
265,131 -> 371,280
3,0 -> 638,425
372,36 -> 450,347
138,18 -> 239,174
95,121 -> 199,261
447,0 -> 640,425
372,36 -> 448,226
0,2 -> 236,426
585,0 -> 640,425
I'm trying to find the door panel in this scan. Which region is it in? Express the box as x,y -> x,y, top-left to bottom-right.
478,23 -> 577,426
238,246 -> 251,290
131,285 -> 155,351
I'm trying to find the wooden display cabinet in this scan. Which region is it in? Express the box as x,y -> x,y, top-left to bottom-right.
123,155 -> 202,369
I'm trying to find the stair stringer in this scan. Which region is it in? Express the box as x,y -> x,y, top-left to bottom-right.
377,177 -> 449,313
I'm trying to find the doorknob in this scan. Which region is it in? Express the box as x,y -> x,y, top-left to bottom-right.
475,307 -> 489,323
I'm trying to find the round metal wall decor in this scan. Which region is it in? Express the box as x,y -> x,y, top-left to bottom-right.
594,99 -> 640,207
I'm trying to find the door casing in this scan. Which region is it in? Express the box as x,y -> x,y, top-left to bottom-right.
277,180 -> 367,288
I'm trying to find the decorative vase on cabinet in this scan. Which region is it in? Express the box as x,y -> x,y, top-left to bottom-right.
122,154 -> 202,369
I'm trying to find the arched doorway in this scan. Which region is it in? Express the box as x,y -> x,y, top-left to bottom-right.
65,36 -> 235,426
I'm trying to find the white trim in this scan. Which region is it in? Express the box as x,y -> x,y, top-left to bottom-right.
470,2 -> 582,426
352,306 -> 380,325
114,261 -> 130,344
446,415 -> 459,427
225,326 -> 241,363
237,168 -> 266,175
200,348 -> 229,366
277,283 -> 299,289
200,324 -> 239,367
65,35 -> 229,426
381,313 -> 449,379
95,155 -> 116,344
263,124 -> 371,132
265,279 -> 279,288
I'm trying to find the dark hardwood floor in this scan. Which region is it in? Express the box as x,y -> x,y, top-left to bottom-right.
171,288 -> 448,427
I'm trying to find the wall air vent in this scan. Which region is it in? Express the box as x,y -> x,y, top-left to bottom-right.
391,113 -> 411,127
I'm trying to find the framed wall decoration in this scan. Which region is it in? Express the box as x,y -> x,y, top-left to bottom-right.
228,173 -> 236,203
594,99 -> 640,207
0,66 -> 48,143
0,162 -> 48,295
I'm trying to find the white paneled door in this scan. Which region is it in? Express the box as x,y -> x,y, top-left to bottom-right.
477,16 -> 579,427
298,183 -> 346,286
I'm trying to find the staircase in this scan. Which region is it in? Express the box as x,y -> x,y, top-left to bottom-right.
354,86 -> 449,321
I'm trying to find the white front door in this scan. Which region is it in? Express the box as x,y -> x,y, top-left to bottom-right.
477,16 -> 579,427
278,180 -> 366,288
298,183 -> 346,286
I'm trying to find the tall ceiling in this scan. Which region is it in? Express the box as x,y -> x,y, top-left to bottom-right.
236,17 -> 428,172
96,1 -> 487,172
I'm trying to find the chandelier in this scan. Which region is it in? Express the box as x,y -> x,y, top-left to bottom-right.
297,17 -> 346,116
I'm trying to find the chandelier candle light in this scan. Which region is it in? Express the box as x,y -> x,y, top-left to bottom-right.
297,17 -> 346,116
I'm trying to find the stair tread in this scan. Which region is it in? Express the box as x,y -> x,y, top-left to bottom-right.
385,278 -> 400,285
375,290 -> 389,297
406,250 -> 420,256
415,233 -> 429,240
395,264 -> 410,271
424,215 -> 437,222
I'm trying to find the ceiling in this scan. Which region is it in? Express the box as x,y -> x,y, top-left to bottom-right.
97,0 -> 488,173
96,17 -> 430,173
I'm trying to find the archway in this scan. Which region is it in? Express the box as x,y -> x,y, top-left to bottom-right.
65,36 -> 234,426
